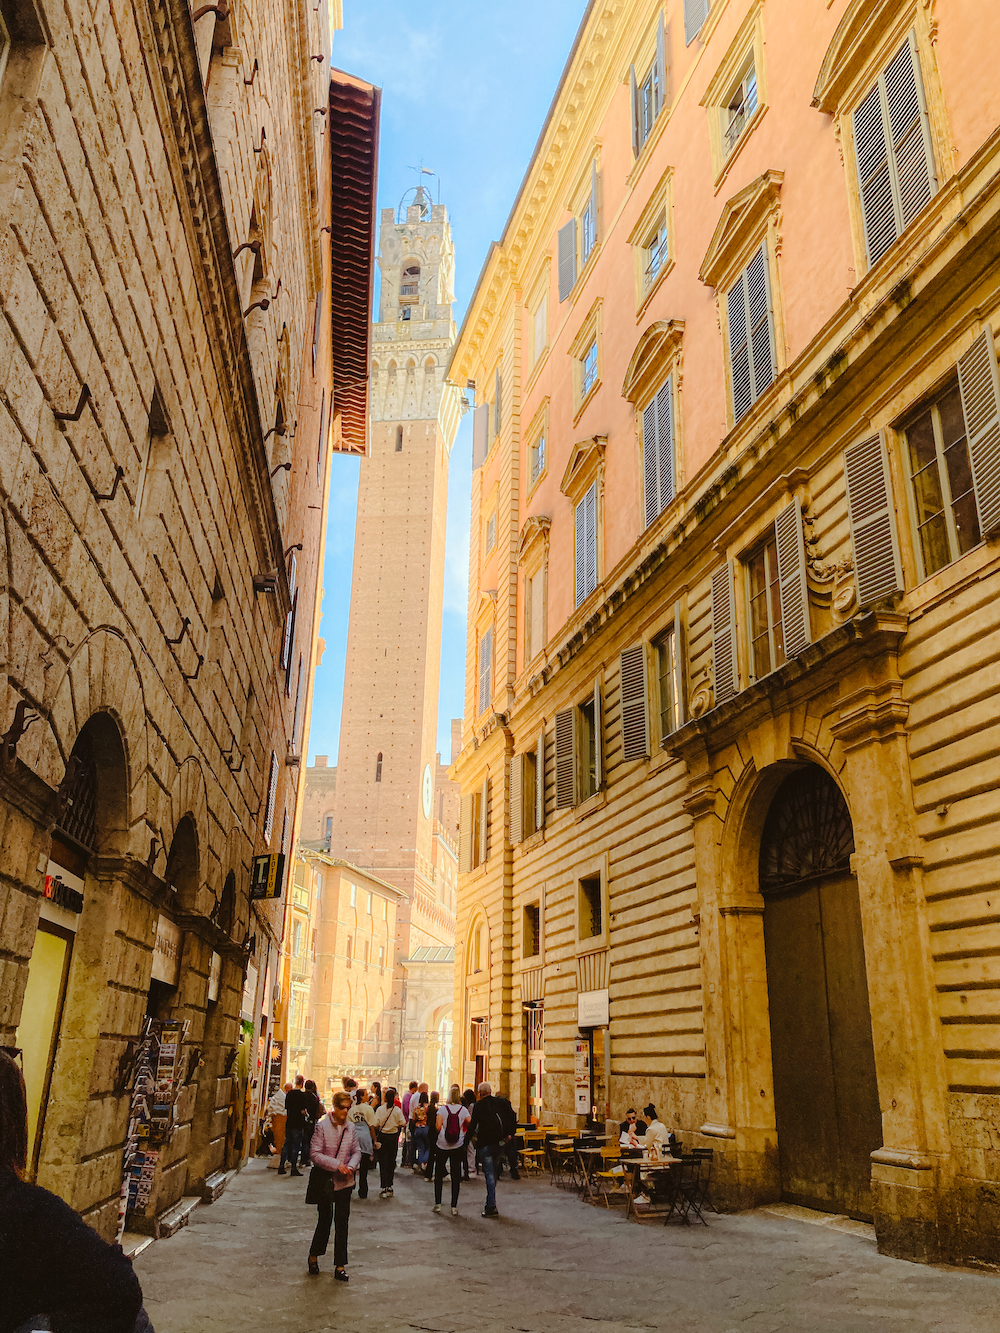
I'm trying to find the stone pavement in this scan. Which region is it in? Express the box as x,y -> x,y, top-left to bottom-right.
136,1159 -> 1000,1333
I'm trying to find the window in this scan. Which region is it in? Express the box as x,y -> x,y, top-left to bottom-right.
578,698 -> 598,802
727,243 -> 775,425
581,340 -> 598,398
528,431 -> 546,488
395,425 -> 403,452
745,530 -> 785,681
473,922 -> 484,972
524,566 -> 545,663
574,482 -> 598,607
523,750 -> 538,838
478,627 -> 493,716
460,779 -> 491,872
853,35 -> 936,271
724,56 -> 758,157
349,883 -> 356,907
375,752 -> 382,782
378,946 -> 385,974
263,751 -> 278,843
581,191 -> 597,269
643,217 -> 669,291
904,382 -> 979,578
556,683 -> 603,809
401,307 -> 411,321
382,898 -> 387,921
656,629 -> 682,740
292,921 -> 303,955
367,892 -> 372,914
684,0 -> 709,46
532,293 -> 548,366
630,13 -> 667,155
471,787 -> 485,869
557,163 -> 599,302
324,815 -> 332,845
642,377 -> 674,528
340,1019 -> 347,1045
484,510 -> 497,554
523,903 -> 540,959
346,936 -> 353,968
579,874 -> 602,940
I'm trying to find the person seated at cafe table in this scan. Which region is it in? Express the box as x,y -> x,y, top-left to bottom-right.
619,1108 -> 647,1140
642,1103 -> 670,1153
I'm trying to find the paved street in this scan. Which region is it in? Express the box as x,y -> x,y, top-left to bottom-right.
136,1159 -> 1000,1332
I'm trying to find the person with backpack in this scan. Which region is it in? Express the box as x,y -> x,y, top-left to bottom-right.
432,1084 -> 471,1215
372,1087 -> 406,1197
347,1087 -> 376,1199
466,1080 -> 508,1217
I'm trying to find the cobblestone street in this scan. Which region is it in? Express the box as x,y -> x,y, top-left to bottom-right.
136,1160 -> 1000,1332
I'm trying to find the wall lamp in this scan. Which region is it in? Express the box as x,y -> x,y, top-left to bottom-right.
233,239 -> 260,261
192,3 -> 228,19
284,543 -> 303,558
263,423 -> 287,443
244,298 -> 270,318
270,462 -> 292,477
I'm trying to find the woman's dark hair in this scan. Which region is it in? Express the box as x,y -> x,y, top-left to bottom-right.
461,1088 -> 476,1108
305,1079 -> 317,1093
384,1087 -> 397,1109
0,1051 -> 29,1176
643,1103 -> 657,1120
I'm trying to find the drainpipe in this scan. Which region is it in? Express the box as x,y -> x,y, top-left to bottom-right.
494,711 -> 515,1101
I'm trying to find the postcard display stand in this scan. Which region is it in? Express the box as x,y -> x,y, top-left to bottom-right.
118,1016 -> 188,1237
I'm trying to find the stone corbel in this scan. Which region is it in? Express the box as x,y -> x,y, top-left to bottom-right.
831,680 -> 910,751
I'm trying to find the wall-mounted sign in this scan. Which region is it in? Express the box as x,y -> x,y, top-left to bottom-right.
251,852 -> 286,901
152,915 -> 182,986
577,988 -> 609,1028
208,951 -> 221,1003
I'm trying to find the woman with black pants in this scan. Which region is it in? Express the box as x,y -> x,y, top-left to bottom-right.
423,1090 -> 440,1179
373,1087 -> 406,1198
432,1085 -> 472,1215
307,1090 -> 360,1279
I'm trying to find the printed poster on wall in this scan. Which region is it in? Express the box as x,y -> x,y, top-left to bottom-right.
574,1039 -> 591,1116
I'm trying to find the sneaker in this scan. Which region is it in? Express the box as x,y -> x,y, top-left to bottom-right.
379,1189 -> 388,1198
358,1191 -> 368,1199
451,1207 -> 458,1216
482,1206 -> 499,1217
634,1194 -> 650,1207
276,1166 -> 286,1175
290,1168 -> 302,1177
433,1203 -> 442,1213
387,1187 -> 393,1196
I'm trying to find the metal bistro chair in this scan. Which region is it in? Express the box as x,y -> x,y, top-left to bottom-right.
665,1155 -> 708,1226
591,1145 -> 625,1208
681,1148 -> 714,1223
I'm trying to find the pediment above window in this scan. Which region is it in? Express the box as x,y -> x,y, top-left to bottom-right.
699,169 -> 783,290
560,435 -> 606,505
621,319 -> 685,405
518,514 -> 551,564
475,590 -> 497,631
812,0 -> 910,113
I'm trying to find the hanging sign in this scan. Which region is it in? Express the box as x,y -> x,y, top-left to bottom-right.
251,852 -> 286,901
152,915 -> 182,985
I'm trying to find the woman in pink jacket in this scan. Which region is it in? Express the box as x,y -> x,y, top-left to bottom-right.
306,1089 -> 361,1279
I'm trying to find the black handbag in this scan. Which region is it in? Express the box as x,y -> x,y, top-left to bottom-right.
305,1124 -> 350,1205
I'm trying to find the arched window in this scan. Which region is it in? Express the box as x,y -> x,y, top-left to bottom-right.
395,426 -> 403,452
400,262 -> 420,320
375,752 -> 383,782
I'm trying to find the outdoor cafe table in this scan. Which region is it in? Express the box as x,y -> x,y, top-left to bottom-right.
624,1155 -> 682,1219
574,1145 -> 607,1201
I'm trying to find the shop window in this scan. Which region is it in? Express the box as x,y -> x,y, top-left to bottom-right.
578,874 -> 602,941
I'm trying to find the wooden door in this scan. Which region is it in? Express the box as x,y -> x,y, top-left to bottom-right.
764,871 -> 882,1219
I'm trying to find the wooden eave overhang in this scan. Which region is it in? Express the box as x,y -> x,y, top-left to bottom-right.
328,70 -> 381,456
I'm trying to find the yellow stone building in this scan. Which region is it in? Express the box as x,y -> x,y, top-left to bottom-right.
450,0 -> 1000,1265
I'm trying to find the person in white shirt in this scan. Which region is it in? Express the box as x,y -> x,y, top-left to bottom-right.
642,1102 -> 669,1153
373,1088 -> 407,1197
433,1084 -> 472,1215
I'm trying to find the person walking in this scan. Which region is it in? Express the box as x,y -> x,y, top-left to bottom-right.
411,1096 -> 430,1173
461,1088 -> 477,1180
278,1074 -> 308,1176
373,1088 -> 406,1198
432,1085 -> 471,1216
347,1087 -> 376,1199
423,1090 -> 440,1180
400,1080 -> 419,1167
0,1050 -> 154,1332
466,1081 -> 507,1217
370,1081 -> 383,1112
302,1079 -> 324,1167
306,1090 -> 360,1280
495,1091 -> 520,1181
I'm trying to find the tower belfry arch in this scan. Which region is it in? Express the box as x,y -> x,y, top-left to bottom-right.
329,191 -> 461,1085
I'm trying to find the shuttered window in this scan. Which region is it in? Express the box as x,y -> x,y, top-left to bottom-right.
581,163 -> 598,267
291,654 -> 304,749
727,243 -> 775,425
575,481 -> 598,608
533,294 -> 547,365
620,644 -> 649,762
630,13 -> 667,156
535,726 -> 546,831
711,563 -> 738,705
494,365 -> 502,436
642,376 -> 674,528
844,433 -> 903,606
460,783 -> 490,871
478,627 -> 493,716
656,610 -> 684,741
263,750 -> 278,843
281,553 -> 298,673
853,34 -> 936,271
554,708 -> 575,808
478,779 -> 489,867
904,381 -> 979,578
316,390 -> 326,485
472,402 -> 489,468
957,326 -> 1000,541
510,752 -> 523,846
558,219 -> 577,302
684,0 -> 709,46
525,567 -> 545,663
773,500 -> 811,660
459,793 -> 473,873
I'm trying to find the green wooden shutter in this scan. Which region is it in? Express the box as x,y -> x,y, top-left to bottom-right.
555,708 -> 575,808
558,219 -> 577,301
711,563 -> 737,705
620,644 -> 649,761
957,325 -> 1000,537
843,433 -> 903,606
774,499 -> 811,659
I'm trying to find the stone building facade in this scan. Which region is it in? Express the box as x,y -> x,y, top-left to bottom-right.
0,0 -> 378,1238
450,0 -> 1000,1265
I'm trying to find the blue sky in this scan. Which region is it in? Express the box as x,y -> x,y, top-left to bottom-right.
307,0 -> 584,766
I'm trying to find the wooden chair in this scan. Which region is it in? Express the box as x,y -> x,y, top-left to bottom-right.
519,1147 -> 546,1175
592,1146 -> 626,1208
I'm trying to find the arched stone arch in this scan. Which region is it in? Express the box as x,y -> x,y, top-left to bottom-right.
164,813 -> 199,913
36,627 -> 149,857
464,907 -> 491,977
166,756 -> 210,912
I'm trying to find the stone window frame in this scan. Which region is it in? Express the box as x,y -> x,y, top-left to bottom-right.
518,514 -> 551,675
700,1 -> 767,188
570,298 -> 604,423
525,397 -> 549,500
629,168 -> 675,319
525,261 -> 551,394
573,849 -> 610,956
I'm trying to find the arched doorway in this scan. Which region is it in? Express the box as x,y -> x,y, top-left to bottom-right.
759,765 -> 882,1219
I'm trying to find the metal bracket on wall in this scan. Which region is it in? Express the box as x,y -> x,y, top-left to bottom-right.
182,653 -> 204,683
84,465 -> 124,503
1,700 -> 39,775
52,383 -> 93,422
165,616 -> 191,647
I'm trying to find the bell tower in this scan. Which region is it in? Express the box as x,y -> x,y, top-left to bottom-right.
330,184 -> 461,963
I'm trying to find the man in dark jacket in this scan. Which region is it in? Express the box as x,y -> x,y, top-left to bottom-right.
494,1093 -> 520,1181
278,1074 -> 308,1176
466,1081 -> 509,1217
